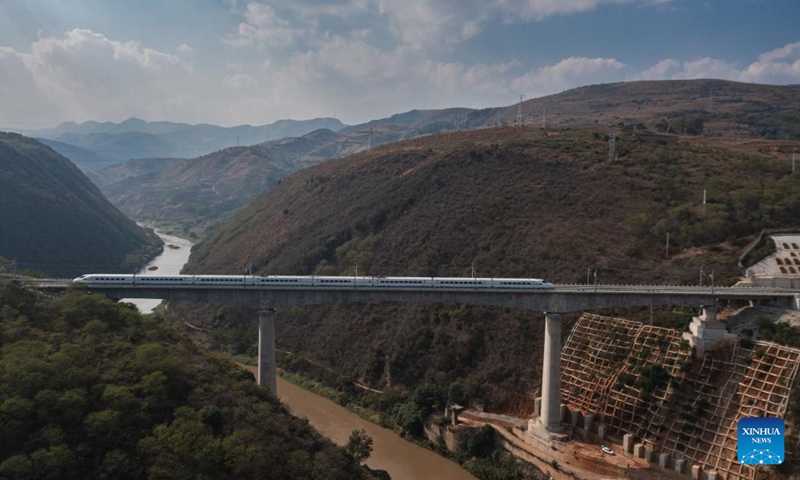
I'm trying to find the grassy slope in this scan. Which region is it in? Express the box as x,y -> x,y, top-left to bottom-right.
176,126 -> 800,410
501,79 -> 800,139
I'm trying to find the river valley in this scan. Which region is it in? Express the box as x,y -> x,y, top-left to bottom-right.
132,229 -> 475,480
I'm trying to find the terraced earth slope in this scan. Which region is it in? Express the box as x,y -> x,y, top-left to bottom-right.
561,313 -> 800,480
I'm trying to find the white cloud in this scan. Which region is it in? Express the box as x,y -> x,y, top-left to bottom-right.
314,34 -> 399,78
638,58 -> 680,80
756,41 -> 800,63
281,0 -> 373,19
672,58 -> 742,81
177,43 -> 193,53
511,56 -> 626,96
417,60 -> 522,94
317,0 -> 673,48
378,0 -> 475,48
224,3 -> 306,48
0,29 -> 192,127
742,41 -> 800,84
223,73 -> 260,88
497,0 -> 673,21
637,42 -> 800,85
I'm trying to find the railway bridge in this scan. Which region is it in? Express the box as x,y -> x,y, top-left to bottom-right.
35,277 -> 800,438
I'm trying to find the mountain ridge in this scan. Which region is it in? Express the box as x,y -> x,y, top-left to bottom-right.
176,125 -> 800,410
26,117 -> 348,162
102,79 -> 800,241
0,133 -> 162,277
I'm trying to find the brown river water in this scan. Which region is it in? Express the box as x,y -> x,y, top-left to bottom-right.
276,377 -> 475,480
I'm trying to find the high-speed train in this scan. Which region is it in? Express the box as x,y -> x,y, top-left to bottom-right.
73,274 -> 554,290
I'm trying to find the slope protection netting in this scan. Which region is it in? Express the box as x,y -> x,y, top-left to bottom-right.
561,313 -> 800,480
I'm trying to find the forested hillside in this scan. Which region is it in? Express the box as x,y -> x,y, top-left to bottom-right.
0,280 -> 374,479
0,133 -> 162,277
175,126 -> 800,412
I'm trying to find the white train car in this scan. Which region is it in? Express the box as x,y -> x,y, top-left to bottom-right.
73,274 -> 136,284
73,274 -> 555,290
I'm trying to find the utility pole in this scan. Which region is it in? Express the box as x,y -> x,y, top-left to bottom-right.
369,127 -> 374,150
702,189 -> 707,216
793,153 -> 796,174
471,262 -> 476,279
587,266 -> 592,285
542,108 -> 547,129
608,134 -> 617,161
516,95 -> 525,127
709,270 -> 715,295
700,266 -> 704,287
665,232 -> 670,259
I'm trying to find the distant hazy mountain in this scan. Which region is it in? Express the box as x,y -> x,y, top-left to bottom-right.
0,133 -> 162,277
37,138 -> 119,170
26,117 -> 348,162
101,128 -> 345,237
95,157 -> 186,187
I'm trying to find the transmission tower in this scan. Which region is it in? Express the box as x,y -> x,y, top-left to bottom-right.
369,127 -> 374,150
541,107 -> 547,129
608,133 -> 618,161
516,95 -> 524,127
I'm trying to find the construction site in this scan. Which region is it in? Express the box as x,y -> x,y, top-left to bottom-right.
557,312 -> 799,479
448,308 -> 800,480
429,235 -> 800,479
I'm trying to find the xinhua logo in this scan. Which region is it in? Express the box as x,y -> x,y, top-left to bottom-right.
738,417 -> 784,465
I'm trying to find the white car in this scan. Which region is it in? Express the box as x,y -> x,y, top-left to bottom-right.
602,445 -> 615,455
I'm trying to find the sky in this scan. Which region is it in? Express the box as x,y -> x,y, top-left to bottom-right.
0,0 -> 799,129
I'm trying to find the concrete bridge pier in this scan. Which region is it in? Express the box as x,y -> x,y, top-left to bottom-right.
258,308 -> 277,395
683,305 -> 736,359
538,311 -> 564,433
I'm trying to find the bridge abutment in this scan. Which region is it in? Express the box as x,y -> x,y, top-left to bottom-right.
682,306 -> 737,359
258,308 -> 277,395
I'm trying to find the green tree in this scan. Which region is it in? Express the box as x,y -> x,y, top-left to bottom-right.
346,429 -> 373,463
137,407 -> 223,480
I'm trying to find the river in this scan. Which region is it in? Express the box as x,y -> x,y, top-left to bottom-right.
276,377 -> 475,480
131,229 -> 475,480
124,229 -> 194,313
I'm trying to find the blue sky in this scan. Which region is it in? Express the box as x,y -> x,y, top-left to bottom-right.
1,0 -> 798,129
